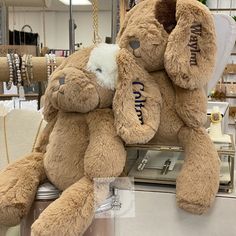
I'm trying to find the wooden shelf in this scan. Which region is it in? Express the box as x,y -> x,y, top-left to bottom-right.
226,95 -> 236,98
0,93 -> 38,100
210,8 -> 236,11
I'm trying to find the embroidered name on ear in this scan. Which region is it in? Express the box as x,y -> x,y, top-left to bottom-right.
133,81 -> 146,125
188,23 -> 202,66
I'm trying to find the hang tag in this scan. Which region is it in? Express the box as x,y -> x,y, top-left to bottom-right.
19,86 -> 25,99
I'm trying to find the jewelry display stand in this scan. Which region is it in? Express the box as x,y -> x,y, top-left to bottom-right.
0,109 -> 46,170
0,45 -> 38,57
0,56 -> 64,83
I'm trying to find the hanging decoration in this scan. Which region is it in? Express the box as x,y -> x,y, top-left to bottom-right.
92,0 -> 102,44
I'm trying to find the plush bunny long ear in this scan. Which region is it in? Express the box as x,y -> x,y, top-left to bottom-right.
162,0 -> 217,90
113,49 -> 162,144
117,0 -> 147,42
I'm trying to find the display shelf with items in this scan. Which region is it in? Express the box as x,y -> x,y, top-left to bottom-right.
0,53 -> 65,109
211,62 -> 236,125
0,93 -> 38,100
223,63 -> 236,97
49,49 -> 70,57
223,63 -> 236,125
126,135 -> 235,192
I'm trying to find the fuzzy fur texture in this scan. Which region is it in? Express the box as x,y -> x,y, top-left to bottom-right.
0,153 -> 46,226
113,49 -> 162,144
87,43 -> 120,90
115,0 -> 220,214
0,45 -> 126,235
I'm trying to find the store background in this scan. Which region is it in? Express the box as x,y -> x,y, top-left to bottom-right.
7,0 -> 236,50
1,1 -> 236,236
8,0 -> 112,49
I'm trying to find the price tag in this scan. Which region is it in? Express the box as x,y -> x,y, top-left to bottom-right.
19,86 -> 25,99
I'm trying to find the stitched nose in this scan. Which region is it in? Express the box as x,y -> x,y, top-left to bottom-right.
129,40 -> 140,50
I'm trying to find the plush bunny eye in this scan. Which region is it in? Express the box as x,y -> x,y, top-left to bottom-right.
59,77 -> 65,85
96,68 -> 102,73
129,40 -> 140,50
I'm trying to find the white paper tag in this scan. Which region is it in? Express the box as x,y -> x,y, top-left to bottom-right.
19,86 -> 25,99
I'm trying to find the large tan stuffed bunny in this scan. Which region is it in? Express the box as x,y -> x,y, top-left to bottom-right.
113,0 -> 220,214
0,43 -> 161,235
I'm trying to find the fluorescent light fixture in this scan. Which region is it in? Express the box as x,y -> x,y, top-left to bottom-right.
59,0 -> 91,5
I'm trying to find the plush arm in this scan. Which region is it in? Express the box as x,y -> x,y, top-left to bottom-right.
33,118 -> 57,153
0,118 -> 56,226
84,109 -> 126,179
113,48 -> 162,144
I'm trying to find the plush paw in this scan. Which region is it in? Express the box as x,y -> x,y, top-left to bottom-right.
0,153 -> 45,226
176,128 -> 220,214
32,177 -> 95,236
176,158 -> 220,215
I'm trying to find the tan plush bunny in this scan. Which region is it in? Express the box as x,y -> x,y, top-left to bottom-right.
113,0 -> 220,214
0,44 -> 133,236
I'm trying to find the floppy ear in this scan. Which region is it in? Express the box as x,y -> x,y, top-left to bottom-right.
161,0 -> 217,90
113,49 -> 162,144
117,0 -> 147,42
116,10 -> 132,43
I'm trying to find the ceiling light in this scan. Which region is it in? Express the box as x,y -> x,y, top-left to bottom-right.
58,0 -> 91,5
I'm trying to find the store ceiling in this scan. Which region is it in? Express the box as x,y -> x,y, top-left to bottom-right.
11,0 -> 112,12
47,0 -> 112,11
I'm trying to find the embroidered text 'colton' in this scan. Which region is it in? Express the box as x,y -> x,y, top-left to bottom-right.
188,23 -> 202,66
133,81 -> 146,125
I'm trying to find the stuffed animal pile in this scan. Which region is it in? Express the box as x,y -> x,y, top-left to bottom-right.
0,45 -> 129,235
114,0 -> 219,214
0,0 -> 220,235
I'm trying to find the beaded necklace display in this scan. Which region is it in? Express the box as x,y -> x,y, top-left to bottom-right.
10,53 -> 17,86
45,54 -> 51,79
6,53 -> 59,88
6,53 -> 25,90
27,54 -> 33,82
14,53 -> 22,87
21,54 -> 27,85
45,53 -> 57,80
50,54 -> 57,72
6,54 -> 14,90
25,54 -> 32,85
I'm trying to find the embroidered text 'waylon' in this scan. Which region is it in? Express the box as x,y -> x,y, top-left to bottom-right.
188,23 -> 202,66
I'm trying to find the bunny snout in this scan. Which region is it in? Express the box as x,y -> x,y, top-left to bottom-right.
128,38 -> 142,58
49,73 -> 100,113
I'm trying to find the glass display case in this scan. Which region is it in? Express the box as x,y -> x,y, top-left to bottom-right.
126,135 -> 235,192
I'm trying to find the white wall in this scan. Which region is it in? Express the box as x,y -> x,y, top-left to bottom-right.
9,3 -> 235,68
207,0 -> 236,11
8,10 -> 112,49
7,0 -> 236,50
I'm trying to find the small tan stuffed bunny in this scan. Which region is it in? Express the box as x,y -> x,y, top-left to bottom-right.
0,43 -> 161,235
113,0 -> 220,214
